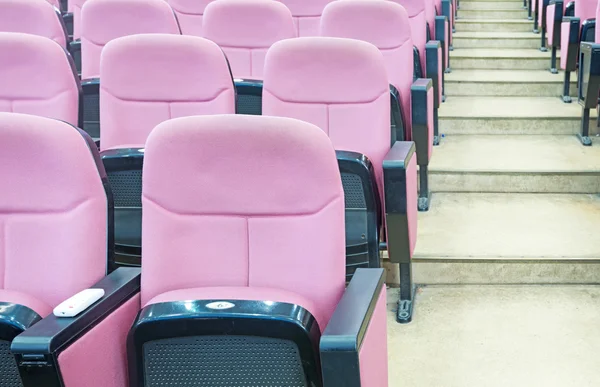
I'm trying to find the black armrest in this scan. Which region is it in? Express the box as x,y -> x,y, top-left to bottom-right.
425,40 -> 442,109
0,304 -> 41,342
390,85 -> 404,143
11,267 -> 140,357
411,78 -> 433,167
234,78 -> 263,115
128,298 -> 321,387
565,0 -> 574,16
435,15 -> 449,74
548,0 -> 564,47
62,12 -> 73,38
81,78 -> 100,140
581,18 -> 596,43
320,268 -> 385,387
101,147 -> 145,172
382,141 -> 416,264
413,46 -> 423,79
578,42 -> 600,109
69,39 -> 81,76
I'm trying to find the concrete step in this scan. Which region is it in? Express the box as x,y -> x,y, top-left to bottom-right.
452,31 -> 539,49
459,1 -> 527,9
383,193 -> 600,285
451,48 -> 555,70
457,18 -> 533,32
387,285 -> 600,386
459,8 -> 528,18
439,96 -> 596,135
428,135 -> 600,193
445,69 -> 575,97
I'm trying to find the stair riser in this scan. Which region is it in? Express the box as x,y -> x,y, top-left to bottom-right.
459,10 -> 528,18
458,22 -> 532,32
383,261 -> 600,285
439,118 -> 594,135
459,2 -> 527,9
428,172 -> 600,194
445,81 -> 577,97
453,57 -> 550,70
453,37 -> 539,49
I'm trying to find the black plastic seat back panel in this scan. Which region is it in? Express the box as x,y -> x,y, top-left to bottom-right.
143,335 -> 308,387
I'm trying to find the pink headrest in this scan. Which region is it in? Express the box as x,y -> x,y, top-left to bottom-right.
167,0 -> 211,14
101,34 -> 233,101
203,0 -> 296,48
321,0 -> 412,49
81,0 -> 180,45
0,113 -> 104,212
264,37 -> 388,103
388,0 -> 424,17
144,114 -> 343,215
577,0 -> 597,20
277,0 -> 332,16
0,0 -> 67,47
0,32 -> 79,125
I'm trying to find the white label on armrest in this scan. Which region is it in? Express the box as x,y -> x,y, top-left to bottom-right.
53,289 -> 105,318
206,301 -> 235,310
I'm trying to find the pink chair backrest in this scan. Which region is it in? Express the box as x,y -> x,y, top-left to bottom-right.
203,0 -> 296,79
321,0 -> 414,140
71,0 -> 85,39
0,32 -> 79,126
0,112 -> 107,308
80,0 -> 180,79
263,37 -> 390,188
577,0 -> 597,20
389,0 -> 427,75
423,0 -> 435,40
167,0 -> 212,36
277,0 -> 334,36
99,34 -> 235,150
0,0 -> 67,47
141,114 -> 346,328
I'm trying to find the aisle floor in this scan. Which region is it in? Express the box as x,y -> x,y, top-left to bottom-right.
387,285 -> 600,386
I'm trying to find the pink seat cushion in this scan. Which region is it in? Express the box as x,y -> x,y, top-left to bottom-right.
71,0 -> 85,39
203,0 -> 296,79
0,289 -> 52,317
80,0 -> 181,79
321,0 -> 414,140
141,114 -> 346,328
0,0 -> 67,47
99,34 -> 235,150
0,113 -> 107,309
167,0 -> 212,36
146,286 -> 326,330
0,32 -> 79,126
277,0 -> 333,36
263,37 -> 390,190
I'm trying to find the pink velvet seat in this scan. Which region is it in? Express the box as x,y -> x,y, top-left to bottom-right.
203,0 -> 296,79
167,0 -> 212,36
80,0 -> 181,80
125,114 -> 388,385
70,0 -> 84,39
99,34 -> 235,150
321,0 -> 416,141
389,0 -> 429,75
0,112 -> 110,385
263,37 -> 391,190
0,112 -> 107,312
0,32 -> 79,126
0,0 -> 68,48
277,0 -> 334,37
